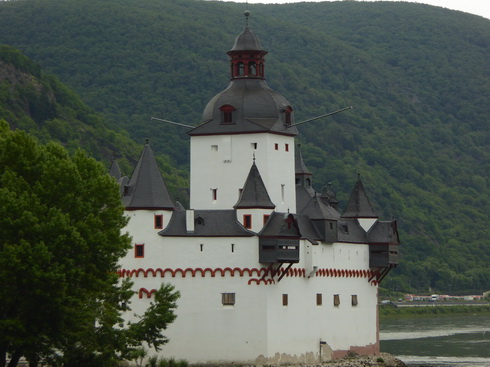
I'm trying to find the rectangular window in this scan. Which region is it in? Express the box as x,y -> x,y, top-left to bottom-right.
285,143 -> 289,152
334,294 -> 340,307
274,143 -> 279,150
154,214 -> 163,229
263,214 -> 270,225
223,111 -> 233,124
281,184 -> 285,203
243,214 -> 252,229
352,295 -> 358,306
231,243 -> 235,253
316,293 -> 323,306
212,188 -> 217,201
251,142 -> 257,149
282,294 -> 288,306
211,144 -> 218,151
222,293 -> 235,305
135,244 -> 144,258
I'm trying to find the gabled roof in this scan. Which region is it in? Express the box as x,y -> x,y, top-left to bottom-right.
159,210 -> 255,237
259,212 -> 321,244
235,161 -> 275,209
342,176 -> 377,218
300,195 -> 341,221
295,184 -> 316,213
337,219 -> 368,243
368,220 -> 400,244
122,141 -> 174,210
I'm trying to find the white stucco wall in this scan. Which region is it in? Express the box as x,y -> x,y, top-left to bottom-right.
189,133 -> 296,213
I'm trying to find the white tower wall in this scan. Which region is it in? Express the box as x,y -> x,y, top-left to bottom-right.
190,133 -> 296,212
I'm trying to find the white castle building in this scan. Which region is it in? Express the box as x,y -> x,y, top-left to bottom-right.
112,13 -> 399,364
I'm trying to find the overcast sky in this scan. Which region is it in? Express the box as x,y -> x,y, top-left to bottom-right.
238,0 -> 489,20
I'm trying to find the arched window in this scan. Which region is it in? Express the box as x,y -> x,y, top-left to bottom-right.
237,62 -> 245,76
248,61 -> 257,76
219,105 -> 236,124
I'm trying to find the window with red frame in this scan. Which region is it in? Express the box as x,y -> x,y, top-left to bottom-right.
285,143 -> 289,152
135,244 -> 144,258
243,214 -> 252,229
274,143 -> 279,150
219,105 -> 236,124
154,214 -> 163,229
263,214 -> 270,225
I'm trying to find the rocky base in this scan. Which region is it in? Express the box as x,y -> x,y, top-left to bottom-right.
320,353 -> 406,367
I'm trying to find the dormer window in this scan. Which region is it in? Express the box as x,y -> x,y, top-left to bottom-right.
220,105 -> 236,124
284,106 -> 293,126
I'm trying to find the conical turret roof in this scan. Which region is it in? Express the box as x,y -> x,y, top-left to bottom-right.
122,140 -> 174,210
109,155 -> 122,179
235,161 -> 275,209
342,175 -> 377,218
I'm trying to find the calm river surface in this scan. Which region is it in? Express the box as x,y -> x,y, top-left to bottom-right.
380,313 -> 490,366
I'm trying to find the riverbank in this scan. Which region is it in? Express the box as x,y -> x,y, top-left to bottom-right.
379,304 -> 490,317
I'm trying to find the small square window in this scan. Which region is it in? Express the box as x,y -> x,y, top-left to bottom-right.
352,295 -> 358,306
282,294 -> 288,306
243,215 -> 252,229
263,214 -> 270,225
222,293 -> 235,305
316,293 -> 322,306
135,244 -> 144,258
334,294 -> 340,307
154,214 -> 163,229
211,145 -> 218,151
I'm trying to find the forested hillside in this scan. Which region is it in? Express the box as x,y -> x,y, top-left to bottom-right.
0,0 -> 489,293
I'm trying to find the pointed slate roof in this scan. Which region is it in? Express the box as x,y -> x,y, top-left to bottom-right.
109,155 -> 121,180
342,175 -> 377,218
122,141 -> 174,210
259,212 -> 321,244
235,161 -> 275,209
295,144 -> 312,176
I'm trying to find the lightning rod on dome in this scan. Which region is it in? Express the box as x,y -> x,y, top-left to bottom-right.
150,116 -> 194,128
288,106 -> 353,128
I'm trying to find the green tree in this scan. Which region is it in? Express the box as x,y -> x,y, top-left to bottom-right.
0,122 -> 179,367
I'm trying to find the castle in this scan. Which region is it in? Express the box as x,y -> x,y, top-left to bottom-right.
112,12 -> 399,364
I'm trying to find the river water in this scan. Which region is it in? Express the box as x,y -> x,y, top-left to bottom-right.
380,313 -> 490,366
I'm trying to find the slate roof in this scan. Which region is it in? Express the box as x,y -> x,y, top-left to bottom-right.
229,26 -> 264,52
296,184 -> 316,213
320,184 -> 339,209
159,210 -> 255,237
295,145 -> 312,176
337,219 -> 368,243
122,142 -> 174,210
259,212 -> 321,244
109,157 -> 122,179
235,162 -> 275,209
342,176 -> 377,218
189,79 -> 298,136
368,220 -> 399,244
299,195 -> 341,221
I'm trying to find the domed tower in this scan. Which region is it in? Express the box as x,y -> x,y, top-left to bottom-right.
188,11 -> 298,212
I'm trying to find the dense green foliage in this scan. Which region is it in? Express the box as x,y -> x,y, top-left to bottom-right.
0,123 -> 179,366
0,0 -> 489,293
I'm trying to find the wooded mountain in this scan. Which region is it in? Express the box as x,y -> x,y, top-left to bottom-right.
0,0 -> 489,294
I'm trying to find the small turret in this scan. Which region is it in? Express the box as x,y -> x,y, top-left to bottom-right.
342,174 -> 377,232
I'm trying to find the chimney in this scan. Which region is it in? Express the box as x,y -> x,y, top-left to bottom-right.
186,210 -> 195,233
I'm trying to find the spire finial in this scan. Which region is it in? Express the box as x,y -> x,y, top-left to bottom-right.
145,138 -> 150,145
244,9 -> 250,27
